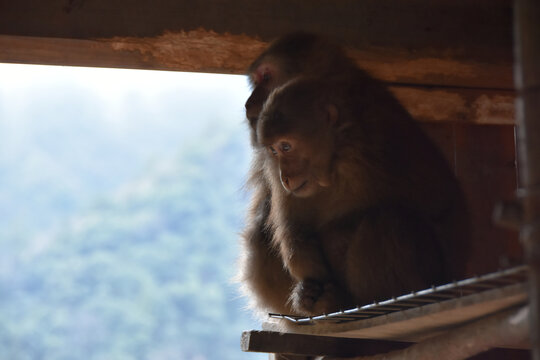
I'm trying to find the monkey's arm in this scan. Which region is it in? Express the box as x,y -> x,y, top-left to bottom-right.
238,191 -> 295,316
273,223 -> 354,316
275,226 -> 330,282
238,226 -> 295,316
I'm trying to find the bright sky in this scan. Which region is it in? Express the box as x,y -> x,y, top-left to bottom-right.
0,62 -> 253,221
0,63 -> 251,124
0,63 -> 249,97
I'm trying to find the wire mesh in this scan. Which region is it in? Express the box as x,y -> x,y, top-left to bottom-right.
268,265 -> 528,325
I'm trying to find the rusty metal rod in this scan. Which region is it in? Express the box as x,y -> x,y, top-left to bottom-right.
513,0 -> 540,358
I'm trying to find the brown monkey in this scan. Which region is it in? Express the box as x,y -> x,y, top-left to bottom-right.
256,77 -> 467,315
237,32 -> 469,317
245,32 -> 359,144
238,33 -> 362,316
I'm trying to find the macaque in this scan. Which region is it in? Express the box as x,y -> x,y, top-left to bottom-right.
237,32 -> 469,317
256,77 -> 466,315
245,32 -> 359,144
238,33 -> 361,316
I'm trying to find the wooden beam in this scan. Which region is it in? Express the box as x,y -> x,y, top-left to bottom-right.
513,0 -> 540,358
241,330 -> 410,357
244,307 -> 529,359
0,34 -> 516,125
390,86 -> 515,125
0,33 -> 265,74
0,0 -> 513,89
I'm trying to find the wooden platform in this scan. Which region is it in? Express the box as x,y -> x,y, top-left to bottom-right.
242,266 -> 529,357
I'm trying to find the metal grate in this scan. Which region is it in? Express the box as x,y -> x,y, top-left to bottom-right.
268,265 -> 528,325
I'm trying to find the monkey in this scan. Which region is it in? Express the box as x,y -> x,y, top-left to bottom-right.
245,32 -> 359,144
238,33 -> 362,316
255,76 -> 467,315
237,32 -> 469,317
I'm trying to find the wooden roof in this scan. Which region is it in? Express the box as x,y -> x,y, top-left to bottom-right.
0,0 -> 515,125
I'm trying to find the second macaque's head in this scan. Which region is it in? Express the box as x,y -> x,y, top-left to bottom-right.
245,32 -> 358,144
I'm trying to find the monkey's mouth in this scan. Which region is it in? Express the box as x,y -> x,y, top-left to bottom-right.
291,180 -> 310,196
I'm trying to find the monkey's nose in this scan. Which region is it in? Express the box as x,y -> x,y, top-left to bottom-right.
280,175 -> 292,192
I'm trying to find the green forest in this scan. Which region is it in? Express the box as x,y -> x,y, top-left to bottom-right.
0,65 -> 263,360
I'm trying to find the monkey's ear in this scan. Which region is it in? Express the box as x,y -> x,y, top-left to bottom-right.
325,104 -> 339,125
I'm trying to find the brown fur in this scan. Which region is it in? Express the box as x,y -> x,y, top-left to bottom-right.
256,78 -> 468,315
238,33 -> 362,317
237,33 -> 469,317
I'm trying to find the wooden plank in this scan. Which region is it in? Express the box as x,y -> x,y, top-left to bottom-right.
392,87 -> 515,125
514,0 -> 540,357
417,124 -> 520,277
247,307 -> 529,359
0,0 -> 513,89
453,124 -> 520,276
241,330 -> 410,357
262,283 -> 528,347
0,33 -> 265,74
0,34 -> 516,125
269,355 -> 310,360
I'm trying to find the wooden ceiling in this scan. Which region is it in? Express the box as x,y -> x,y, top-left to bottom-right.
0,0 -> 515,124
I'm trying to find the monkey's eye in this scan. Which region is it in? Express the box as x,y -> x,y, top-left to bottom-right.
262,72 -> 271,83
269,146 -> 278,156
280,142 -> 292,152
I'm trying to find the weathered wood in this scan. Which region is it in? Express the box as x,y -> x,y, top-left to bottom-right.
269,354 -> 310,360
513,0 -> 540,358
451,124 -> 520,276
0,34 -> 516,125
263,283 -> 527,345
245,307 -> 529,359
0,33 -> 265,74
323,306 -> 529,360
392,87 -> 514,125
417,123 -> 521,277
0,0 -> 512,49
241,330 -> 409,357
0,0 -> 513,89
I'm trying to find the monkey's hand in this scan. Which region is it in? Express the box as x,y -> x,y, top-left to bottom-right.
290,279 -> 350,316
289,278 -> 324,314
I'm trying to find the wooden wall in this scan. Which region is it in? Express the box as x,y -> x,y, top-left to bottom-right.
0,0 -> 521,275
422,123 -> 520,276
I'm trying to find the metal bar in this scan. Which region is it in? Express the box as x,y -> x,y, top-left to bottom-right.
513,0 -> 540,358
268,266 -> 528,325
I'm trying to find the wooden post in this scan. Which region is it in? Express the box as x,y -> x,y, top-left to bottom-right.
513,0 -> 540,358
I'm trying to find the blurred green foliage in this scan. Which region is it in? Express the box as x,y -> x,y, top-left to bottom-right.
0,103 -> 262,359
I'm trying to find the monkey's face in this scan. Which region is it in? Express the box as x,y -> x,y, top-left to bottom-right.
258,102 -> 337,198
263,134 -> 332,198
257,77 -> 342,198
245,59 -> 289,130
